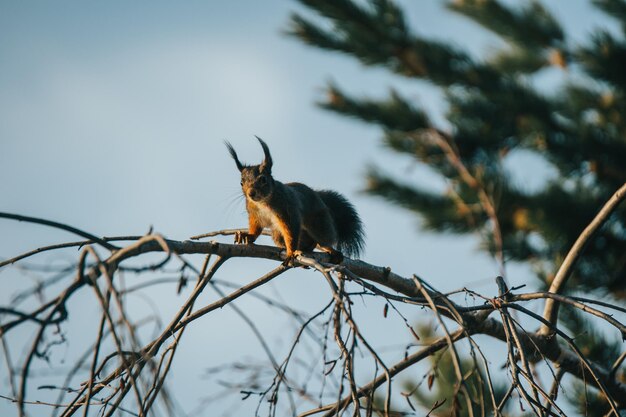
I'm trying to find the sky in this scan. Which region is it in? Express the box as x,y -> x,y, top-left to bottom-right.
0,1 -> 620,416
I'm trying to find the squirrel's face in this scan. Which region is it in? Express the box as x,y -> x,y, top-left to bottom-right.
226,137 -> 275,202
241,166 -> 274,202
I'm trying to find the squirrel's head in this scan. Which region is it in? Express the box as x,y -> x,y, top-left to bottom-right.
225,136 -> 275,202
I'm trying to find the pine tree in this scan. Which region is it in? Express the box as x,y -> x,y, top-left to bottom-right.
288,0 -> 626,415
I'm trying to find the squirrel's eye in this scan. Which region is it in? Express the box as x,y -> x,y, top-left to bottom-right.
240,181 -> 243,186
259,176 -> 267,185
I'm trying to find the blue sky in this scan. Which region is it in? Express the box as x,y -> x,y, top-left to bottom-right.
0,1 -> 619,415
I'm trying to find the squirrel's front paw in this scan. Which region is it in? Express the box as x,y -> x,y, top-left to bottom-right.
234,231 -> 245,244
234,231 -> 254,245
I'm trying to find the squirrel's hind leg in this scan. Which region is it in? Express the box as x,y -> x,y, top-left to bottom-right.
317,245 -> 344,264
302,210 -> 337,244
296,232 -> 316,253
302,210 -> 343,263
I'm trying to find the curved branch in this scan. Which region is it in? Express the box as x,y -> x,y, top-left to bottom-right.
540,182 -> 626,334
0,212 -> 119,251
0,236 -> 142,268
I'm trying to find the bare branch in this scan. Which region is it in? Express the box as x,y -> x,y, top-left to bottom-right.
540,182 -> 626,334
0,212 -> 119,251
3,219 -> 626,416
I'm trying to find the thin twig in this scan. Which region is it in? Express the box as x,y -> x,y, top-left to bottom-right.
0,212 -> 119,251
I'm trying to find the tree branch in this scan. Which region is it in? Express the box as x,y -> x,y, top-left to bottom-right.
2,220 -> 626,415
540,182 -> 626,334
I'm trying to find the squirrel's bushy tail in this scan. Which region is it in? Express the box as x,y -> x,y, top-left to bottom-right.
318,190 -> 365,258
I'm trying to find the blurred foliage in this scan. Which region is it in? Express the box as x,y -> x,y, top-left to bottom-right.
402,325 -> 522,417
289,0 -> 626,413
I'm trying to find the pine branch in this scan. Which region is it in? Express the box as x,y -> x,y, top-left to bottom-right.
578,31 -> 626,89
321,84 -> 430,132
489,47 -> 551,74
366,167 -> 480,233
446,0 -> 564,51
289,0 -> 498,88
593,0 -> 626,32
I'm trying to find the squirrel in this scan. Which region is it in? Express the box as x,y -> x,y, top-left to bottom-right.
226,136 -> 365,264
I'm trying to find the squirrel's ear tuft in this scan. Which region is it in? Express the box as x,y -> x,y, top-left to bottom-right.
255,136 -> 273,173
225,141 -> 244,172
